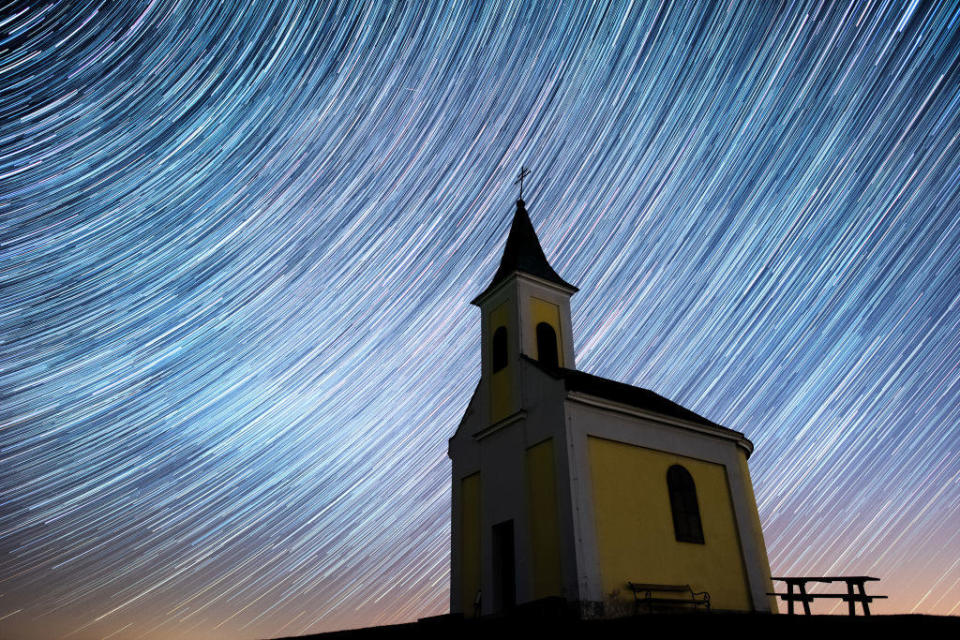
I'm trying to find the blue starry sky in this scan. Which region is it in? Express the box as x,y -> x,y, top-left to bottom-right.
1,1 -> 959,638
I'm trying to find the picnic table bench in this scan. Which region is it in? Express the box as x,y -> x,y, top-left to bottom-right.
768,576 -> 887,616
627,582 -> 710,613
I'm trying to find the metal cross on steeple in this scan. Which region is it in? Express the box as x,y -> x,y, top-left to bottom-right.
515,166 -> 531,200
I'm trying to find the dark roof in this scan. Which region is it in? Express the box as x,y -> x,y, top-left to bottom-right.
472,199 -> 578,304
561,368 -> 728,430
521,355 -> 743,437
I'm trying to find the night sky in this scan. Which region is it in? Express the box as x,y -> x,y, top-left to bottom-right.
2,1 -> 959,638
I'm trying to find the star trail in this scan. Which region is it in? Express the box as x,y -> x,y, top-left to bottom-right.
1,1 -> 959,638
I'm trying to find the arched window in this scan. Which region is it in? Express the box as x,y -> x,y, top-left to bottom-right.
492,326 -> 508,372
536,322 -> 559,368
667,465 -> 704,543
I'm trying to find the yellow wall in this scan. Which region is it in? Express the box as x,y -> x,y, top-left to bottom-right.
489,302 -> 514,422
525,439 -> 563,598
587,437 -> 752,610
529,297 -> 563,366
736,450 -> 778,612
460,473 -> 481,615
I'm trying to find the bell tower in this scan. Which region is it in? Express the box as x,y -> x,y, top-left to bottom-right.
471,197 -> 578,424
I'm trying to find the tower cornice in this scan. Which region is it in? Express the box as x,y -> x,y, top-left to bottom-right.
470,270 -> 579,307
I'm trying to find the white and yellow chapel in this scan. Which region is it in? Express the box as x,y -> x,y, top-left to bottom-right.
448,195 -> 777,617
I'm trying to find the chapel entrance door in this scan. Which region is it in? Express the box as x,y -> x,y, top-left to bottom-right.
492,520 -> 516,611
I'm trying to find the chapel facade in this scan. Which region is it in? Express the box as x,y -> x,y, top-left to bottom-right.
448,196 -> 777,616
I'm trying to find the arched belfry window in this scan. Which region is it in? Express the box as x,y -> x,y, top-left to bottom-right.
536,322 -> 559,368
492,326 -> 508,372
667,465 -> 704,544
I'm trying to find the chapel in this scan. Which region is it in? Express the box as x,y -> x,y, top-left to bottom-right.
448,193 -> 777,616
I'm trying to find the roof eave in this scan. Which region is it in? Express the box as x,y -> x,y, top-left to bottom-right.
565,390 -> 755,456
470,271 -> 579,307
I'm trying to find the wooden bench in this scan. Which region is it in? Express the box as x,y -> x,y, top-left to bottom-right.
627,582 -> 710,613
768,576 -> 888,616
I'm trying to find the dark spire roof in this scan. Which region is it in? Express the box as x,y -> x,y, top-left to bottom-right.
472,199 -> 578,304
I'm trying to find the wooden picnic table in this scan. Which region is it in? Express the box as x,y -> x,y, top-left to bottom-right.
768,576 -> 886,616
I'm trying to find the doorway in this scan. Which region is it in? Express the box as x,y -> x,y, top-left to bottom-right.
491,519 -> 516,611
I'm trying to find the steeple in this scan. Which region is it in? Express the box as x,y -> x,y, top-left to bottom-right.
471,193 -> 579,412
471,198 -> 578,305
